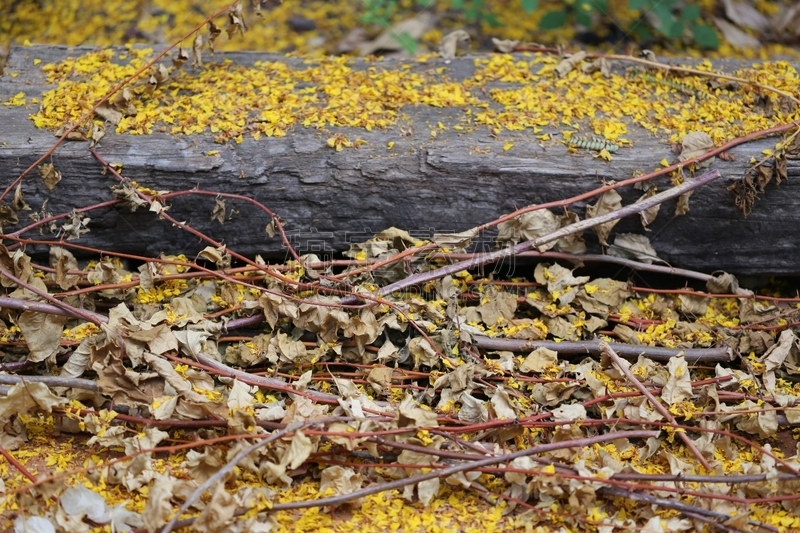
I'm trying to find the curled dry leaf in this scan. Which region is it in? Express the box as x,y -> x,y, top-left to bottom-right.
172,47 -> 189,69
714,17 -> 761,49
722,0 -> 770,33
585,188 -> 621,246
635,187 -> 660,230
192,33 -> 204,68
207,20 -> 222,52
491,38 -> 519,53
497,209 -> 560,251
581,57 -> 611,78
679,131 -> 715,168
608,233 -> 661,264
554,51 -> 587,78
38,162 -> 61,191
438,30 -> 470,62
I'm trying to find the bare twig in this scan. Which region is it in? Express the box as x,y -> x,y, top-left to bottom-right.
599,486 -> 778,533
474,336 -> 734,363
162,430 -> 659,532
160,417 -> 343,533
599,341 -> 712,471
344,169 -> 720,304
0,266 -> 103,326
0,375 -> 98,391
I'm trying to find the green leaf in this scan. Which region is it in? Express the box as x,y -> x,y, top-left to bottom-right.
691,23 -> 719,49
484,12 -> 501,27
539,9 -> 568,29
451,0 -> 464,9
576,10 -> 592,27
681,4 -> 700,22
651,4 -> 674,37
628,0 -> 647,10
669,20 -> 684,39
522,0 -> 538,14
393,32 -> 417,55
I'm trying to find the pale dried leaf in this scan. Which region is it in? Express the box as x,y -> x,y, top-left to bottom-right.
608,233 -> 660,264
585,189 -> 621,245
439,30 -> 470,61
491,38 -> 519,53
555,51 -> 586,77
662,355 -> 692,405
38,163 -> 61,191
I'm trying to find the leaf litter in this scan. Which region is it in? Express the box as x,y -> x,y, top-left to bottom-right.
2,206 -> 800,531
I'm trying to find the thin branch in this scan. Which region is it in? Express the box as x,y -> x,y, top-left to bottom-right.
0,374 -> 98,391
474,336 -> 734,363
599,486 -> 777,533
160,417 -> 341,533
0,295 -> 105,322
346,169 -> 720,304
162,430 -> 659,532
0,266 -> 103,326
599,341 -> 711,471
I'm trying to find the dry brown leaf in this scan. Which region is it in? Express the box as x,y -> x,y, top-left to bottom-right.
520,347 -> 558,373
190,482 -> 236,533
172,47 -> 189,69
679,131 -> 715,168
50,246 -> 80,290
722,0 -> 770,32
661,355 -> 692,405
439,29 -> 470,61
554,51 -> 586,77
491,38 -> 519,53
714,17 -> 761,48
585,189 -> 621,245
608,233 -> 660,264
38,162 -> 62,191
192,33 -> 204,68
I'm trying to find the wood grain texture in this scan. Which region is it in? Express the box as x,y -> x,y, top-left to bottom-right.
1,45 -> 798,274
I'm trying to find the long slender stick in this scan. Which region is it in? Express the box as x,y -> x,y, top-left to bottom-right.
0,374 -> 98,391
345,169 -> 720,304
161,429 -> 659,532
599,341 -> 712,471
474,336 -> 733,363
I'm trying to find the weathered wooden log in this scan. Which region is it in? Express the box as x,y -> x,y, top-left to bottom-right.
0,45 -> 798,274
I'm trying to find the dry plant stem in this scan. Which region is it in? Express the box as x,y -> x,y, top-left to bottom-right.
599,341 -> 711,471
349,169 -> 720,303
0,295 -> 105,321
0,443 -> 37,483
160,417 -> 338,533
163,430 -> 658,532
598,486 -> 776,533
7,199 -> 122,238
603,54 -> 800,107
513,45 -> 799,108
438,251 -> 717,283
0,266 -> 102,326
0,1 -> 241,204
177,352 -> 342,405
0,374 -> 98,391
269,430 -> 658,510
474,336 -> 733,363
472,122 -> 795,236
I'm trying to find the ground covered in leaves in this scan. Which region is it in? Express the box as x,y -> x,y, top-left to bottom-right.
2,230 -> 800,532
